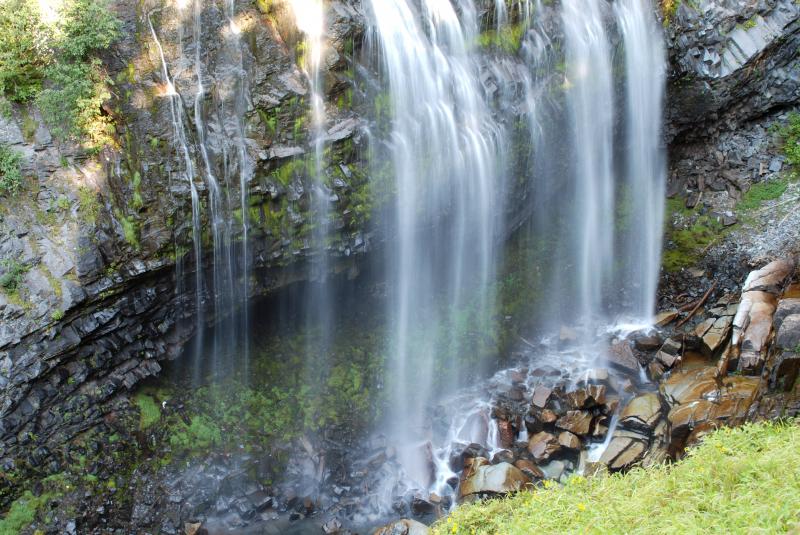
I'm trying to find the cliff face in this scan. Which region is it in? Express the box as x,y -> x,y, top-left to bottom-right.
0,0 -> 798,472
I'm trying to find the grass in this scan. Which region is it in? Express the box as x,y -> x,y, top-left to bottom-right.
133,392 -> 160,431
0,490 -> 50,535
432,419 -> 800,535
476,24 -> 526,54
737,177 -> 789,212
662,205 -> 724,272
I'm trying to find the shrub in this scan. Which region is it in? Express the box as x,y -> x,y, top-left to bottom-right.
0,0 -> 50,102
0,143 -> 23,195
0,259 -> 28,291
780,112 -> 800,168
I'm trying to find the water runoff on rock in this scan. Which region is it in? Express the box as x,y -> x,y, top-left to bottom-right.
147,0 -> 254,381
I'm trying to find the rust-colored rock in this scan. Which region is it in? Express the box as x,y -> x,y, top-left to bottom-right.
620,393 -> 662,434
531,385 -> 553,409
741,258 -> 795,294
654,310 -> 679,327
556,410 -> 593,435
527,431 -> 560,462
497,419 -> 515,449
459,462 -> 532,498
558,431 -> 581,450
514,459 -> 545,479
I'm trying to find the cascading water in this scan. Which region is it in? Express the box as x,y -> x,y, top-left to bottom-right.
147,10 -> 206,376
149,0 -> 254,381
364,0 -> 505,490
615,0 -> 667,321
561,0 -> 616,328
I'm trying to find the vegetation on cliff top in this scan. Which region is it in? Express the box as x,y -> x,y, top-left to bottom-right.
433,419 -> 800,535
0,0 -> 121,151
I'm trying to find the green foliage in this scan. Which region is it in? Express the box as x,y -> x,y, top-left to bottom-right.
0,259 -> 28,291
0,490 -> 49,535
476,24 -> 525,54
662,214 -> 722,272
0,0 -> 50,102
0,0 -> 120,149
779,112 -> 800,168
133,393 -> 161,431
0,143 -> 22,195
57,0 -> 121,61
433,419 -> 800,535
118,214 -> 139,249
77,186 -> 100,225
737,177 -> 789,212
50,309 -> 64,321
168,415 -> 222,453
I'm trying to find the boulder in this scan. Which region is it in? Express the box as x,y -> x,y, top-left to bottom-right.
527,431 -> 560,462
607,341 -> 640,375
774,298 -> 800,333
565,384 -> 606,410
531,385 -> 553,409
459,462 -> 531,498
598,431 -> 648,471
701,315 -> 733,356
555,410 -> 593,436
513,459 -> 545,479
373,519 -> 430,535
654,310 -> 679,327
741,258 -> 795,294
776,314 -> 800,351
767,351 -> 800,392
732,290 -> 778,374
557,431 -> 581,450
619,393 -> 662,434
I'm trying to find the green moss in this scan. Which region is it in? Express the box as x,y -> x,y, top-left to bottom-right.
433,419 -> 800,535
0,490 -> 49,535
476,24 -> 525,54
168,415 -> 222,453
118,214 -> 139,249
779,112 -> 800,169
0,143 -> 22,195
737,178 -> 789,212
662,214 -> 723,272
133,393 -> 160,431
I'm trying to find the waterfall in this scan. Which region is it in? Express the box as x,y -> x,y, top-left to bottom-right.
364,0 -> 505,488
615,0 -> 666,321
148,0 -> 253,381
561,0 -> 616,327
147,11 -> 205,376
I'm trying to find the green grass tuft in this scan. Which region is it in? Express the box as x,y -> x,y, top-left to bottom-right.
433,419 -> 800,535
737,178 -> 789,212
133,393 -> 160,431
0,490 -> 49,535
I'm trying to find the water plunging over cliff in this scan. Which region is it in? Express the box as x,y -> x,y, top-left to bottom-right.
364,0 -> 506,489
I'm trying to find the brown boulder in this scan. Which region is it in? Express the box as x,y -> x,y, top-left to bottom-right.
741,258 -> 795,294
459,462 -> 532,498
531,385 -> 553,409
556,410 -> 593,435
527,431 -> 560,462
598,431 -> 648,471
608,341 -> 640,374
558,431 -> 581,450
514,459 -> 545,479
619,393 -> 662,434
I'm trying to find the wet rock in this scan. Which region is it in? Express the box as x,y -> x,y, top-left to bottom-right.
579,368 -> 610,386
619,394 -> 661,435
513,459 -> 544,479
565,385 -> 606,410
410,495 -> 435,515
654,310 -> 679,327
767,351 -> 800,392
741,258 -> 795,294
774,299 -> 800,333
531,385 -> 553,409
599,432 -> 648,472
527,431 -> 560,463
184,522 -> 203,535
497,419 -> 516,448
448,442 -> 487,472
459,462 -> 531,498
557,431 -> 581,451
663,367 -> 760,454
491,449 -> 515,465
776,315 -> 800,351
701,316 -> 733,356
634,333 -> 663,351
373,518 -> 429,535
555,410 -> 593,436
607,341 -> 640,375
